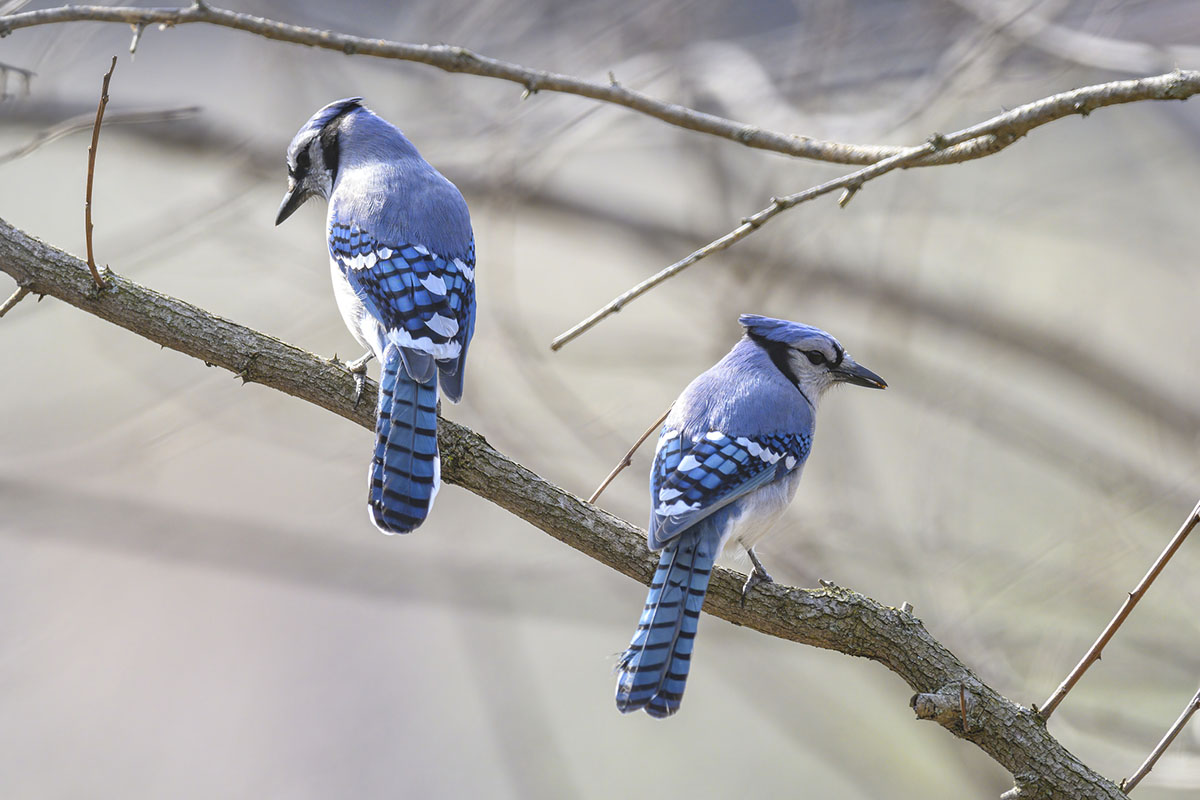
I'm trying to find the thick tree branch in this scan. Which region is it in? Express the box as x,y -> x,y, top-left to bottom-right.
0,216 -> 1132,798
2,5 -> 1197,169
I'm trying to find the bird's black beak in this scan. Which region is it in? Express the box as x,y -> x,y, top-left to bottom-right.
275,182 -> 306,226
835,359 -> 887,389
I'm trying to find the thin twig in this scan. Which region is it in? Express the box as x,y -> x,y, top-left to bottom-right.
1039,497 -> 1200,720
0,106 -> 199,166
83,56 -> 116,290
588,404 -> 672,504
1,6 -> 1197,168
947,0 -> 1200,74
0,284 -> 30,317
551,70 -> 1200,349
1122,685 -> 1200,793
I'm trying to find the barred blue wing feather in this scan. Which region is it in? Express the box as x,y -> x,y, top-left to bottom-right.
648,429 -> 811,550
328,218 -> 476,385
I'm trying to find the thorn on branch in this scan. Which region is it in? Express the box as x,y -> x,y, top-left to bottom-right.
927,132 -> 948,149
608,70 -> 618,87
911,683 -> 976,732
838,184 -> 861,208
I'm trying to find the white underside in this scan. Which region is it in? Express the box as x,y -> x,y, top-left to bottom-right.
718,467 -> 804,556
331,259 -> 385,357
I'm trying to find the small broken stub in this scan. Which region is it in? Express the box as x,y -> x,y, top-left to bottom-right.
911,683 -> 975,730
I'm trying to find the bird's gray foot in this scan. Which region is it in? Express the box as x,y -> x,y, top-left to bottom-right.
741,547 -> 775,604
346,351 -> 374,407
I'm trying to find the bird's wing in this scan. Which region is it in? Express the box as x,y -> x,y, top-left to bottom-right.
648,429 -> 811,549
328,216 -> 475,384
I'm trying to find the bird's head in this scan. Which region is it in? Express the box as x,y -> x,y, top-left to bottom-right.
275,97 -> 364,225
740,314 -> 886,404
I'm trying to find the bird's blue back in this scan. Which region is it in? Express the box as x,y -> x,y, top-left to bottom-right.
324,109 -> 476,533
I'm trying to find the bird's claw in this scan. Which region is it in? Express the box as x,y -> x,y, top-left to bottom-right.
740,548 -> 774,606
345,351 -> 374,407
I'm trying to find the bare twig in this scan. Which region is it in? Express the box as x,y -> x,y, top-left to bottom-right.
1039,497 -> 1200,720
946,0 -> 1200,74
551,70 -> 1200,349
1122,685 -> 1200,793
588,404 -> 671,504
0,214 -> 1132,798
83,56 -> 116,290
1,6 -> 1197,168
0,284 -> 31,317
0,106 -> 200,166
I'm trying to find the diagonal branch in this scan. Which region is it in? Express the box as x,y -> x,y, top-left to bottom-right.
551,70 -> 1200,348
2,5 -> 1197,169
1039,497 -> 1200,720
0,214 -> 1134,799
1122,685 -> 1200,793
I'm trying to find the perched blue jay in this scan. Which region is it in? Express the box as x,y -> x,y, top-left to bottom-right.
275,98 -> 475,534
615,315 -> 886,718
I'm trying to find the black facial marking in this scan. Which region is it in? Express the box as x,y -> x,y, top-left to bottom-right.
746,332 -> 815,408
318,101 -> 360,183
294,147 -> 311,176
319,126 -> 339,180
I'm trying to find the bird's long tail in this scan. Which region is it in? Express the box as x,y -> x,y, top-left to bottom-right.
615,526 -> 720,717
368,345 -> 440,534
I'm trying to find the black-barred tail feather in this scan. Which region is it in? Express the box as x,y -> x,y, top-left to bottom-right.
615,524 -> 720,718
369,345 -> 440,534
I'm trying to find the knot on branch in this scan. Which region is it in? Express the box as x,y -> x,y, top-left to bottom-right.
911,682 -> 976,732
735,126 -> 757,144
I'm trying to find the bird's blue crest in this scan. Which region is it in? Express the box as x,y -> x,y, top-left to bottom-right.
299,96 -> 364,136
738,314 -> 836,347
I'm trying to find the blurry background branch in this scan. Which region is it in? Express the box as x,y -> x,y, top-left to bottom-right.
0,106 -> 198,166
2,5 -> 1198,168
550,68 -> 1200,348
0,216 -> 1135,799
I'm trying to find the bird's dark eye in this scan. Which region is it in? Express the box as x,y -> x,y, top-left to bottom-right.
295,149 -> 311,173
804,350 -> 827,366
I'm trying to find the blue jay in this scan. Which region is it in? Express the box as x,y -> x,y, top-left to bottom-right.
276,98 -> 475,534
615,315 -> 886,718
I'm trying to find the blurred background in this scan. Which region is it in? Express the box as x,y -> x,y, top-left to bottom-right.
2,0 -> 1200,797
